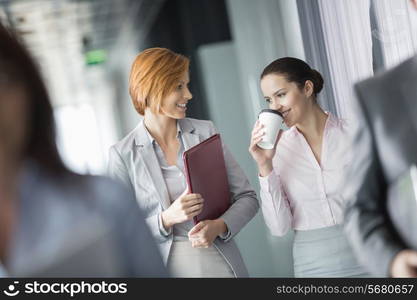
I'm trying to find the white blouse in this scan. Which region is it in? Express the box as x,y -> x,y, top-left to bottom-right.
259,112 -> 351,236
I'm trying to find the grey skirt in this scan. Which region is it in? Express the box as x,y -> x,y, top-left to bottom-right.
167,241 -> 235,278
293,225 -> 369,277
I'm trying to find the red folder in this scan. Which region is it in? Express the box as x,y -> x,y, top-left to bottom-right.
183,134 -> 231,224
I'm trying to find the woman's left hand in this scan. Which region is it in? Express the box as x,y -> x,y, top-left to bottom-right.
188,219 -> 227,248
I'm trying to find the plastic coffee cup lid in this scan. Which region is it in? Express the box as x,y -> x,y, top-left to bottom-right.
258,109 -> 283,118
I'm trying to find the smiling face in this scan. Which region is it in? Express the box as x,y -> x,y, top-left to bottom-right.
160,72 -> 192,119
260,73 -> 314,127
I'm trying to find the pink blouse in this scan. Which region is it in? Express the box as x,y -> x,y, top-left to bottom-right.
258,112 -> 351,236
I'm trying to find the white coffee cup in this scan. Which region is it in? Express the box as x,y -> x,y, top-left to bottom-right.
257,109 -> 284,150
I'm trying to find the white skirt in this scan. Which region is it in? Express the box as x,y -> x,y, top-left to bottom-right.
167,241 -> 235,278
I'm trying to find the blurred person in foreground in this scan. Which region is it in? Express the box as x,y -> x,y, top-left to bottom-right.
108,47 -> 259,277
0,22 -> 167,277
343,0 -> 417,278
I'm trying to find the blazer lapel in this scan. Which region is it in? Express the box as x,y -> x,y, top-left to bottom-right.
179,118 -> 202,150
134,121 -> 171,210
401,56 -> 417,135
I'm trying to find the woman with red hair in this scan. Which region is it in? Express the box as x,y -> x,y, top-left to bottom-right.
108,48 -> 259,277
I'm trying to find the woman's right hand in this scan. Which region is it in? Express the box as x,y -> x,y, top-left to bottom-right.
161,189 -> 204,229
249,120 -> 282,177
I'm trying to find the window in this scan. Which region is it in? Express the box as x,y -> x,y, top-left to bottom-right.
54,104 -> 105,175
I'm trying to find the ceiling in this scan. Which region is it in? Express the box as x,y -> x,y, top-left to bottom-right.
0,0 -> 165,106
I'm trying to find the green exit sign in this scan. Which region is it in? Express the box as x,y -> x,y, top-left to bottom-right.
85,49 -> 107,65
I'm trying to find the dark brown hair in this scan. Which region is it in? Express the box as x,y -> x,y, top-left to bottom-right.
261,57 -> 324,97
0,22 -> 68,175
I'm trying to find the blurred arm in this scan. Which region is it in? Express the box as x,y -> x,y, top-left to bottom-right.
343,84 -> 406,276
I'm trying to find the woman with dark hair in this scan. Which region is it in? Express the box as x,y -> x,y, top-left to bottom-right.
0,23 -> 166,277
249,57 -> 368,277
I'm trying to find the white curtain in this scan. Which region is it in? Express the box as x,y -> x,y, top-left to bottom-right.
372,0 -> 417,68
298,0 -> 374,120
318,0 -> 374,119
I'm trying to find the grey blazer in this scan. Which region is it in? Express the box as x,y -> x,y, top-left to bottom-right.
343,56 -> 417,276
108,118 -> 259,277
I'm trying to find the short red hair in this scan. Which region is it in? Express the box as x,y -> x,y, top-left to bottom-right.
129,47 -> 190,115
